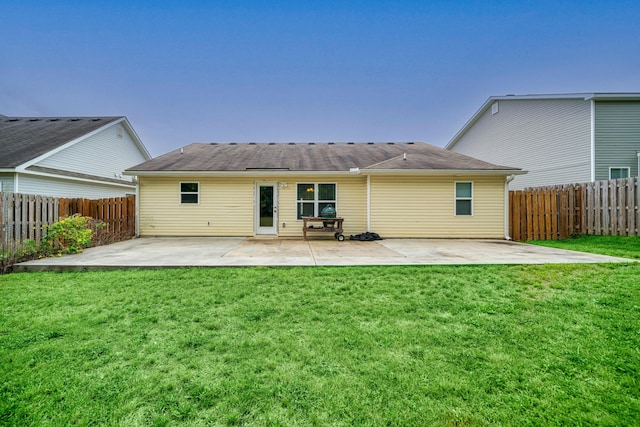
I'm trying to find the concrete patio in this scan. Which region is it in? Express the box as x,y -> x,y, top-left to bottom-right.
14,237 -> 635,271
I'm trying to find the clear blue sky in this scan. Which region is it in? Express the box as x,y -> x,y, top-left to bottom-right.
2,0 -> 638,156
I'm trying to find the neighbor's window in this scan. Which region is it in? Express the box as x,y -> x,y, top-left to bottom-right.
180,182 -> 199,204
609,167 -> 630,180
297,183 -> 336,219
455,182 -> 473,216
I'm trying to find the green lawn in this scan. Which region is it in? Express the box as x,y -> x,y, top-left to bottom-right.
528,235 -> 640,259
1,264 -> 639,426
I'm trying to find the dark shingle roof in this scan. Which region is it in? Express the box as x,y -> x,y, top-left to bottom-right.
127,142 -> 520,172
0,116 -> 123,168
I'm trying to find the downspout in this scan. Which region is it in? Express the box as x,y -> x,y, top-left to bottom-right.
504,175 -> 515,240
590,99 -> 596,181
366,174 -> 371,231
637,151 -> 640,177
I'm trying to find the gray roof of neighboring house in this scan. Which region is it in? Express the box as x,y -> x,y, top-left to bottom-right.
0,116 -> 123,168
127,142 -> 521,173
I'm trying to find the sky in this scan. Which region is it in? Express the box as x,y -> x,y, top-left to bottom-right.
1,0 -> 639,157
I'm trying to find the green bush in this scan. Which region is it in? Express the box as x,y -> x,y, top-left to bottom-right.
42,214 -> 95,255
1,215 -> 106,273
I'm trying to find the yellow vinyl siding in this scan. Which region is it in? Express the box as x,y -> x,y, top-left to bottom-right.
369,175 -> 505,238
277,176 -> 367,238
139,175 -> 367,237
139,177 -> 254,236
139,174 -> 505,238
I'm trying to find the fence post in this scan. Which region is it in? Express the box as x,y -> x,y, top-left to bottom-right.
636,177 -> 640,236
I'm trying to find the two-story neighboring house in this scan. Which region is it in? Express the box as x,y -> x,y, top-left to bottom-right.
446,93 -> 640,189
0,116 -> 151,198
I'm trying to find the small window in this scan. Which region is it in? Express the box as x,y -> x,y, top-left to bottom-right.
455,182 -> 473,216
180,182 -> 199,204
297,183 -> 337,219
609,167 -> 630,180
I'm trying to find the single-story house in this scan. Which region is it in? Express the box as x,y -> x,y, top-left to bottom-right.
0,115 -> 151,198
125,142 -> 524,239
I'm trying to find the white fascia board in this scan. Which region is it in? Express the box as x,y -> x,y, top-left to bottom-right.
125,169 -> 526,177
123,170 -> 365,177
0,168 -> 16,173
15,118 -> 128,171
19,169 -> 136,189
445,96 -> 497,150
361,169 -> 527,176
585,93 -> 640,101
120,117 -> 152,160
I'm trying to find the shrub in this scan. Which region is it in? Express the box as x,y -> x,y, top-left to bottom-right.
42,214 -> 95,255
1,216 -> 115,273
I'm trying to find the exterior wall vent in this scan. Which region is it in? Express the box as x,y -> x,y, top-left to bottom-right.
492,102 -> 499,115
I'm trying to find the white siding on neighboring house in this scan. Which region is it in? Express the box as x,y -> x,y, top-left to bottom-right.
451,99 -> 592,189
17,174 -> 132,198
0,174 -> 15,192
35,122 -> 147,182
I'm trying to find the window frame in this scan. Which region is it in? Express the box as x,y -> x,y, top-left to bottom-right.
609,167 -> 630,180
296,182 -> 337,219
454,181 -> 473,216
179,181 -> 200,205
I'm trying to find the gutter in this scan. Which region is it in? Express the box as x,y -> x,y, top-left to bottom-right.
124,169 -> 525,178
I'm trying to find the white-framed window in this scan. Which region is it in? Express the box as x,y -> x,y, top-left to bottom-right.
297,183 -> 337,219
609,167 -> 630,180
180,182 -> 199,204
455,182 -> 473,216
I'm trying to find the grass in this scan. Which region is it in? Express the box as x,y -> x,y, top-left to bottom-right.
1,264 -> 639,426
528,235 -> 640,259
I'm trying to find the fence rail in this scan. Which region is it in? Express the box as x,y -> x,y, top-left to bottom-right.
1,193 -> 136,249
509,177 -> 639,241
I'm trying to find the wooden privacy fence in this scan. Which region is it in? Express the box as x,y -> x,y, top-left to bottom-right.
59,196 -> 136,240
509,177 -> 640,241
1,193 -> 136,248
0,192 -> 60,245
